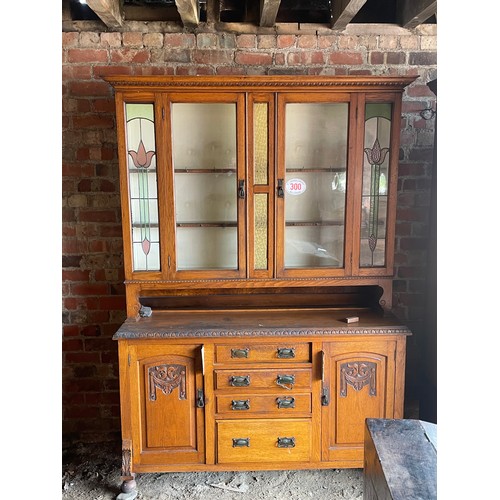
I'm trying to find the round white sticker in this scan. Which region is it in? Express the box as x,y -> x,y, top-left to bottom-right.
285,178 -> 306,196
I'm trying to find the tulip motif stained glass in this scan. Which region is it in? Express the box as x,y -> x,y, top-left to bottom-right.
361,104 -> 392,267
125,104 -> 160,271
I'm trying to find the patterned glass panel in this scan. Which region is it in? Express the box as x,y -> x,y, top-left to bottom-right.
254,103 -> 268,185
125,103 -> 160,272
254,194 -> 268,270
284,103 -> 348,268
360,103 -> 392,267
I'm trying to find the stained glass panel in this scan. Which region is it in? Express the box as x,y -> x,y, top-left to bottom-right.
360,103 -> 392,268
125,103 -> 160,272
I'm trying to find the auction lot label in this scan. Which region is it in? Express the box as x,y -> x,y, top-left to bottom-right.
286,178 -> 306,196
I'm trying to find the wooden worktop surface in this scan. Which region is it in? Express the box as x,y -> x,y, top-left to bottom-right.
113,308 -> 411,339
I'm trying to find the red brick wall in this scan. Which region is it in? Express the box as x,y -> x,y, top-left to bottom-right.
62,23 -> 437,445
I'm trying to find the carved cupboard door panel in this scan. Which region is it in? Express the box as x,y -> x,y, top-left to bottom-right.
321,339 -> 396,464
129,344 -> 205,467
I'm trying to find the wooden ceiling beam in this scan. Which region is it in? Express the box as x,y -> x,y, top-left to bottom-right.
331,0 -> 368,30
260,0 -> 281,27
398,0 -> 437,29
174,0 -> 200,27
86,0 -> 123,28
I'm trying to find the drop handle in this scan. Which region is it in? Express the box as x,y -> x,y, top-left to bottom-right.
229,375 -> 250,387
232,438 -> 250,447
277,437 -> 295,448
231,348 -> 249,359
277,347 -> 295,359
231,399 -> 250,410
276,374 -> 295,389
277,178 -> 284,198
276,397 -> 295,409
238,180 -> 245,199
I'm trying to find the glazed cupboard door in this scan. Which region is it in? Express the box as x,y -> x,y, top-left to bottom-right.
127,344 -> 205,467
275,92 -> 355,278
321,340 -> 396,464
351,94 -> 403,277
165,93 -> 247,280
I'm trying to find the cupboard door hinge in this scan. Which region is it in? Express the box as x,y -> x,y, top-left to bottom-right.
162,106 -> 165,120
128,354 -> 131,367
168,255 -> 171,268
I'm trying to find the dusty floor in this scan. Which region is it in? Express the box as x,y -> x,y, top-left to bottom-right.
62,442 -> 364,500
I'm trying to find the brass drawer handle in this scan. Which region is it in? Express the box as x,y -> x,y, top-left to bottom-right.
276,374 -> 295,389
277,437 -> 295,448
231,348 -> 249,359
277,348 -> 295,359
232,438 -> 250,447
231,399 -> 250,410
229,375 -> 250,387
276,397 -> 295,409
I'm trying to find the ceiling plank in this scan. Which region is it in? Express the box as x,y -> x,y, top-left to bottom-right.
331,0 -> 368,30
86,0 -> 123,28
398,0 -> 437,29
260,0 -> 281,27
174,0 -> 200,27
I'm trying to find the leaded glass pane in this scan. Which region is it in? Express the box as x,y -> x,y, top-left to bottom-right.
125,103 -> 160,272
360,103 -> 392,268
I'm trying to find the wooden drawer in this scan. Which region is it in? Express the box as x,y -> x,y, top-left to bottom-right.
215,343 -> 311,364
214,368 -> 312,390
216,419 -> 312,463
216,393 -> 311,415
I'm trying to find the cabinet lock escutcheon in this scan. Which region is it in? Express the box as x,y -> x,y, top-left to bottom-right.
321,387 -> 330,406
231,399 -> 250,410
276,374 -> 295,389
277,347 -> 295,359
231,348 -> 249,359
232,438 -> 250,447
276,397 -> 295,409
277,437 -> 295,448
196,389 -> 205,408
229,375 -> 250,387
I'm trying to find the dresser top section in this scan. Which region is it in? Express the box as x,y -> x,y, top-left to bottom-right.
113,308 -> 411,340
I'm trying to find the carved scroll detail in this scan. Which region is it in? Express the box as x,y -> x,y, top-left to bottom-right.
149,364 -> 186,401
340,361 -> 377,397
121,441 -> 132,478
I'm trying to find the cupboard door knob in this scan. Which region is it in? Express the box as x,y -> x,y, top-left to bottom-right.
229,375 -> 250,387
277,437 -> 295,448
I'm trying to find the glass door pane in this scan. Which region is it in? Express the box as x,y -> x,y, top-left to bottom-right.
125,103 -> 160,272
283,103 -> 348,269
360,103 -> 392,268
171,103 -> 238,270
